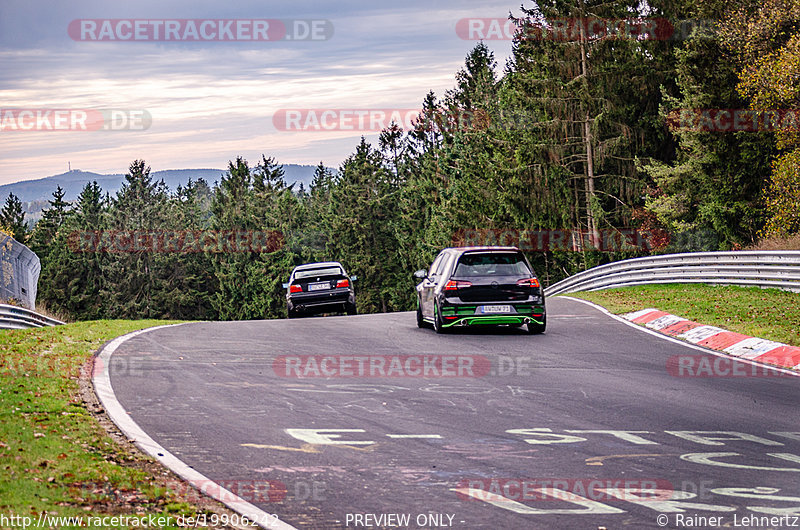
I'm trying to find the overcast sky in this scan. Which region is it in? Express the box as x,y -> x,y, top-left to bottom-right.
0,0 -> 528,185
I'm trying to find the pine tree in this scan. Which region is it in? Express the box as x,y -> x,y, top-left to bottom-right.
157,178 -> 217,320
37,182 -> 108,320
322,138 -> 406,312
211,156 -> 301,320
0,193 -> 27,242
28,186 -> 70,254
102,160 -> 173,319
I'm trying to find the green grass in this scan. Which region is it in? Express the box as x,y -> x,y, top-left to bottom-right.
566,284 -> 800,347
0,320 -> 222,529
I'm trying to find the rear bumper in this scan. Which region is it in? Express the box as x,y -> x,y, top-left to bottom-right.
288,289 -> 354,312
438,299 -> 545,328
441,314 -> 545,328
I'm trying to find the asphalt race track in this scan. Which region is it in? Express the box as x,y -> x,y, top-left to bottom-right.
106,297 -> 800,529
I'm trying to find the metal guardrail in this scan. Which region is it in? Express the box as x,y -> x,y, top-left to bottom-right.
544,251 -> 800,296
0,234 -> 41,310
0,303 -> 64,330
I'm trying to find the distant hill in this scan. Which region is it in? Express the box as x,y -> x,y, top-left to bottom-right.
1,165 -> 326,224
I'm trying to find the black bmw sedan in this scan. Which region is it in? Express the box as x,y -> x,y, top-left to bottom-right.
284,262 -> 357,318
414,246 -> 546,334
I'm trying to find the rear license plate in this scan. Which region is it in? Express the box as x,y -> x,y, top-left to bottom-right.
480,305 -> 512,314
308,282 -> 330,291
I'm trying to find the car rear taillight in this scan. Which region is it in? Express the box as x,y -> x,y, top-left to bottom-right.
444,280 -> 472,290
336,279 -> 350,288
517,278 -> 540,288
289,284 -> 303,293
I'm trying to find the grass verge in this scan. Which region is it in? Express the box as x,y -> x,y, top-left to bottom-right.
565,284 -> 800,347
0,320 -> 240,529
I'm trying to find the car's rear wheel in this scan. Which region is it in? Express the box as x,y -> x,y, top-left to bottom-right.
527,315 -> 546,334
287,309 -> 299,319
433,301 -> 447,334
346,303 -> 357,315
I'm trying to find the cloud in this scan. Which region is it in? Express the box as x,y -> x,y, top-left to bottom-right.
0,0 -> 521,184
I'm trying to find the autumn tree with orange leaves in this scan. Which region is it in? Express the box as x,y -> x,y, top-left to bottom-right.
720,0 -> 800,236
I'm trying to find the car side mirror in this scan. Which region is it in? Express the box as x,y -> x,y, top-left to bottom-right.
413,269 -> 427,280
282,282 -> 289,289
350,275 -> 358,282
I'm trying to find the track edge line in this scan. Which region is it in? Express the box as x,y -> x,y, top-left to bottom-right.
92,323 -> 298,530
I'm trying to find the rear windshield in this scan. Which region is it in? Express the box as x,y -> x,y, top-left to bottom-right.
454,253 -> 531,277
294,267 -> 343,279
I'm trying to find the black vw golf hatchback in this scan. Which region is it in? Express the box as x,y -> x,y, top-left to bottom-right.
414,247 -> 546,334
